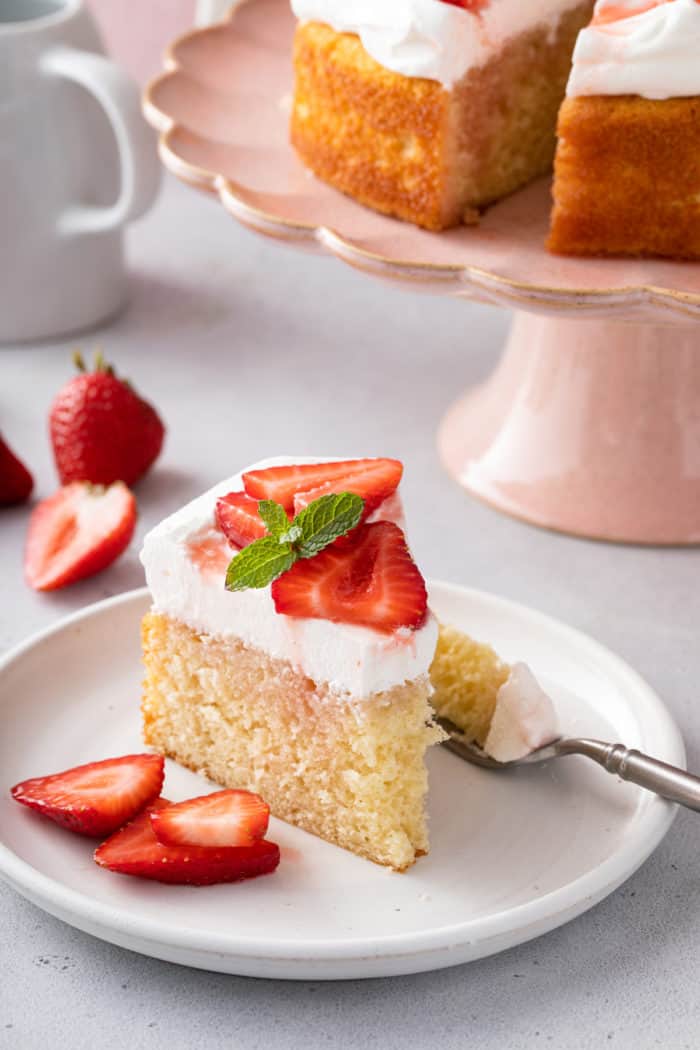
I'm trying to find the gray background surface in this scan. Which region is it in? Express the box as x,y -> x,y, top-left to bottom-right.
1,176 -> 698,1050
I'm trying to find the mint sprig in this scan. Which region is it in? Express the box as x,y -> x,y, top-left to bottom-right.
225,537 -> 295,591
225,491 -> 364,592
294,492 -> 364,558
257,500 -> 291,538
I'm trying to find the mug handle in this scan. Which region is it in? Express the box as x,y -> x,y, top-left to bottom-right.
41,46 -> 161,236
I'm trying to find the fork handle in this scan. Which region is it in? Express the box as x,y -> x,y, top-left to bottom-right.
560,739 -> 700,811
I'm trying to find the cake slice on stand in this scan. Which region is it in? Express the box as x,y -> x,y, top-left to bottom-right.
548,0 -> 700,258
140,457 -> 444,872
290,0 -> 593,230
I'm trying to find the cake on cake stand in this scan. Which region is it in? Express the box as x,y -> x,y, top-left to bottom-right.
144,0 -> 700,544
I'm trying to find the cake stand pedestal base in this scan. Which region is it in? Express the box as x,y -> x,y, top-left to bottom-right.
438,313 -> 700,544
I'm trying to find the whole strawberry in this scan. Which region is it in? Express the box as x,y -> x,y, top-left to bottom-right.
50,351 -> 165,487
0,433 -> 33,506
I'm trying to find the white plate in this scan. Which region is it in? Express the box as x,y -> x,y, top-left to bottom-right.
0,585 -> 683,980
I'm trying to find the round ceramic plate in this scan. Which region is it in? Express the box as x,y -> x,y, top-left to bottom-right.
0,585 -> 683,979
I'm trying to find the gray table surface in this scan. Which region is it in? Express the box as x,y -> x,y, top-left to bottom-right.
1,175 -> 698,1050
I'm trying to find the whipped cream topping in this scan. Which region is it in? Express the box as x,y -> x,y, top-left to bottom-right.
291,0 -> 579,88
140,457 -> 438,700
567,0 -> 700,99
483,663 -> 558,762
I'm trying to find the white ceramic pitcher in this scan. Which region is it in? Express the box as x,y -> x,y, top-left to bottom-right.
0,0 -> 161,342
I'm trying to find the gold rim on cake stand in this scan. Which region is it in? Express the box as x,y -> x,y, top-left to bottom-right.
143,0 -> 700,544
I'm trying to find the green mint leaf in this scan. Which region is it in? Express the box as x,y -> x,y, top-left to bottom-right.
225,537 -> 296,591
223,491 -> 364,593
257,500 -> 290,538
294,492 -> 364,559
279,523 -> 303,545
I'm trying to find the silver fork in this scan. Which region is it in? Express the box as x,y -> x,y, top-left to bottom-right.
437,716 -> 700,812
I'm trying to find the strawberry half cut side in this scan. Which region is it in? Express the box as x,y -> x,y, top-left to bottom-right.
10,754 -> 165,838
215,490 -> 268,549
150,789 -> 270,848
24,481 -> 136,591
271,520 -> 427,633
242,458 -> 403,516
95,800 -> 280,885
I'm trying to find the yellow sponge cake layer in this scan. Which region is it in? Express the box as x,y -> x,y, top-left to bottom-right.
430,625 -> 510,746
548,95 -> 700,258
291,6 -> 593,231
142,612 -> 444,871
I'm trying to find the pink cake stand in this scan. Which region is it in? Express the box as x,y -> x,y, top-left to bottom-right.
143,0 -> 700,544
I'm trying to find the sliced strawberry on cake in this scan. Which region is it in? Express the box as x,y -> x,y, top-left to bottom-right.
10,754 -> 164,837
215,490 -> 269,549
242,457 -> 402,518
141,457 -> 443,872
271,521 -> 427,633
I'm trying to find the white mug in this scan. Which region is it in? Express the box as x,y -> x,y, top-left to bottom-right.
0,0 -> 161,343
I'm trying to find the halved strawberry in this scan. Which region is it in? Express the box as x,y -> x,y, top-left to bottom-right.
243,458 -> 403,516
271,521 -> 427,633
95,799 -> 280,885
215,490 -> 268,549
150,789 -> 269,848
10,754 -> 164,838
24,481 -> 136,591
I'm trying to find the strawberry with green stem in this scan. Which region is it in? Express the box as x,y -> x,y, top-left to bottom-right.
50,350 -> 165,487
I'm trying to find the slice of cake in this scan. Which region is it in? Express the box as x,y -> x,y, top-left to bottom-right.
290,0 -> 593,230
140,457 -> 443,872
430,627 -> 557,761
548,0 -> 700,258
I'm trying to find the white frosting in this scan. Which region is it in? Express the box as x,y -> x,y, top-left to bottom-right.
140,457 -> 438,699
567,0 -> 700,99
291,0 -> 579,88
483,662 -> 558,762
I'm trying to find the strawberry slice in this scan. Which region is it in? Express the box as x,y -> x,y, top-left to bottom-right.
95,799 -> 280,885
440,0 -> 488,10
243,458 -> 403,516
292,459 -> 403,519
271,521 -> 427,633
150,789 -> 269,848
215,490 -> 268,549
24,481 -> 136,591
10,754 -> 164,837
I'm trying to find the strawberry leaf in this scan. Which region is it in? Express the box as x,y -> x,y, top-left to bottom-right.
225,537 -> 295,591
294,492 -> 364,559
